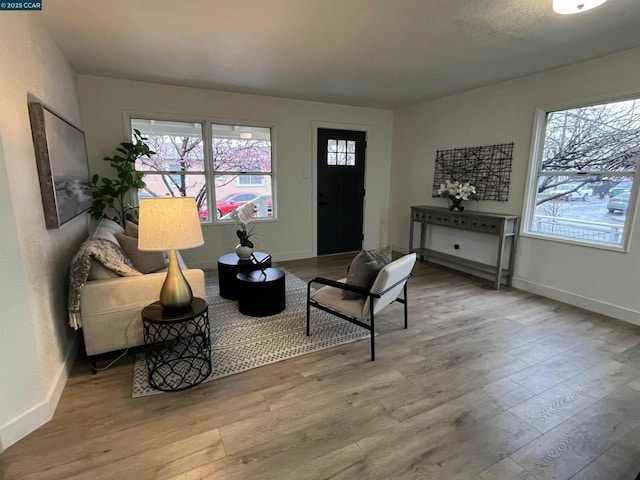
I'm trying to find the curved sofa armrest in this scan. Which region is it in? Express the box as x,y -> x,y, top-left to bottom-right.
80,269 -> 206,356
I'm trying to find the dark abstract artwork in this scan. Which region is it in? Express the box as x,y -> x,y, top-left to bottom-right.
432,142 -> 514,201
28,102 -> 92,229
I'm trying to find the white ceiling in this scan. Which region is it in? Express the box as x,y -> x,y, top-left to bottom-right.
38,0 -> 640,109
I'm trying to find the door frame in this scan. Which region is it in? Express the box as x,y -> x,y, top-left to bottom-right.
311,121 -> 370,256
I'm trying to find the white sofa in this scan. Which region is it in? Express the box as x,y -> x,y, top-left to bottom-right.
72,219 -> 206,363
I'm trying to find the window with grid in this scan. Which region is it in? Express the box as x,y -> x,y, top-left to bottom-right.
130,118 -> 274,222
211,124 -> 273,220
524,98 -> 640,249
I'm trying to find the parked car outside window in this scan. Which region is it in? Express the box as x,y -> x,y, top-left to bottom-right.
199,192 -> 273,220
607,191 -> 631,213
201,192 -> 258,219
552,183 -> 592,201
609,181 -> 633,198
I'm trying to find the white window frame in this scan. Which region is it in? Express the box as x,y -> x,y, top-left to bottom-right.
522,98 -> 639,252
125,112 -> 277,224
129,117 -> 208,210
211,123 -> 274,223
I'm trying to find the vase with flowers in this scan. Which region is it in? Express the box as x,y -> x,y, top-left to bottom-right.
231,202 -> 258,260
437,180 -> 478,212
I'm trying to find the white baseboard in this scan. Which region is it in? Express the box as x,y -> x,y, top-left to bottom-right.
0,334 -> 79,452
512,277 -> 640,327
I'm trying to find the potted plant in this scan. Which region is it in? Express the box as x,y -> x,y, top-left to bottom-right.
89,129 -> 154,226
436,180 -> 478,212
230,202 -> 258,259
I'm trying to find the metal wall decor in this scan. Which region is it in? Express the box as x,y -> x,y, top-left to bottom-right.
432,142 -> 514,201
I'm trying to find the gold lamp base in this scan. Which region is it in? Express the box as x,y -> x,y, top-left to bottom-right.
160,250 -> 193,310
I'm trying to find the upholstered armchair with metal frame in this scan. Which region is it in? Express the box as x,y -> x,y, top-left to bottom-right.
306,253 -> 417,360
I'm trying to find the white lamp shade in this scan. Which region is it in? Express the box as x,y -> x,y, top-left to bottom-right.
553,0 -> 607,14
138,197 -> 204,251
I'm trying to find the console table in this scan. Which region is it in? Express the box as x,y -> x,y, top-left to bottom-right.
409,206 -> 519,289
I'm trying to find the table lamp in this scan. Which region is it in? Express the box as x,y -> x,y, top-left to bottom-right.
138,197 -> 204,310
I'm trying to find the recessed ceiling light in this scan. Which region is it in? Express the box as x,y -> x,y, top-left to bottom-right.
239,132 -> 253,139
553,0 -> 607,14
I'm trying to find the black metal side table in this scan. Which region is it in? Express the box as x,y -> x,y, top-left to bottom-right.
141,297 -> 211,392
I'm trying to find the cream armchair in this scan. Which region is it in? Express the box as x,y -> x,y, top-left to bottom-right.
306,253 -> 417,360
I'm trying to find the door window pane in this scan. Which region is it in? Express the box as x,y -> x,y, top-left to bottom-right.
327,139 -> 356,167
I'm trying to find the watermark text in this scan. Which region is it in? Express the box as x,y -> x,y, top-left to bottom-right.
0,2 -> 42,10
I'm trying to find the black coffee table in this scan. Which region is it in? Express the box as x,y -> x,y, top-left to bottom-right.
217,252 -> 271,300
236,268 -> 286,317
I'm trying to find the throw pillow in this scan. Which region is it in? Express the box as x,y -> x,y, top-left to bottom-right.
342,246 -> 393,300
343,250 -> 380,300
371,245 -> 392,265
92,218 -> 125,245
115,233 -> 168,274
124,220 -> 139,238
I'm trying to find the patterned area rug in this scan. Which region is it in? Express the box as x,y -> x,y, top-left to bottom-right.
132,269 -> 370,397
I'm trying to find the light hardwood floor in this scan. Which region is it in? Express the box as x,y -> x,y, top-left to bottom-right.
2,254 -> 640,480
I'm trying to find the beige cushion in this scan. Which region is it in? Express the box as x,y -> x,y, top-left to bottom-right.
115,233 -> 168,274
124,220 -> 139,238
87,259 -> 120,280
343,245 -> 393,300
81,269 -> 206,356
92,218 -> 124,245
311,278 -> 367,320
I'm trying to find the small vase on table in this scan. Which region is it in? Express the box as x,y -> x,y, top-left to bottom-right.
235,244 -> 253,260
448,196 -> 464,212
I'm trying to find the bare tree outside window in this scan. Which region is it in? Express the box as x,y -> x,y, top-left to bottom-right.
527,98 -> 640,248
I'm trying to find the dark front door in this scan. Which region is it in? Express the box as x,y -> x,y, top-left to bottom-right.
317,128 -> 366,255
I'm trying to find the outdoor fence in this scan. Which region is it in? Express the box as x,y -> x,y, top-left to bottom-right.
533,215 -> 624,244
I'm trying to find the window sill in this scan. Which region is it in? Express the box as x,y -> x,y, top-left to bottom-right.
520,230 -> 629,253
201,217 -> 278,226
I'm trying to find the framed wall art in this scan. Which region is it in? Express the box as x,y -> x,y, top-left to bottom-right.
28,102 -> 92,229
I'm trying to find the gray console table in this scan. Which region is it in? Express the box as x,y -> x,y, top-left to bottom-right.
409,206 -> 519,289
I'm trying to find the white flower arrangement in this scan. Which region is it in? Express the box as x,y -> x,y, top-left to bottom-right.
230,202 -> 257,247
436,180 -> 478,201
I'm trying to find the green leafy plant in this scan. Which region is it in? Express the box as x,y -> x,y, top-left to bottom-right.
89,129 -> 155,226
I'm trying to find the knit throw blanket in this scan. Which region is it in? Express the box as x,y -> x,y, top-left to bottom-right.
68,238 -> 141,329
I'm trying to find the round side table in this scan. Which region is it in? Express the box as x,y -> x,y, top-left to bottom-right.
217,252 -> 271,300
142,297 -> 211,392
236,268 -> 286,317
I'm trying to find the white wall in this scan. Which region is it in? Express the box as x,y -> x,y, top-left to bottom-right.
77,76 -> 394,266
0,16 -> 86,451
390,47 -> 640,325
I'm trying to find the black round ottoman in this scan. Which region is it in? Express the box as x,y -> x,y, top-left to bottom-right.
236,268 -> 286,317
217,252 -> 271,300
